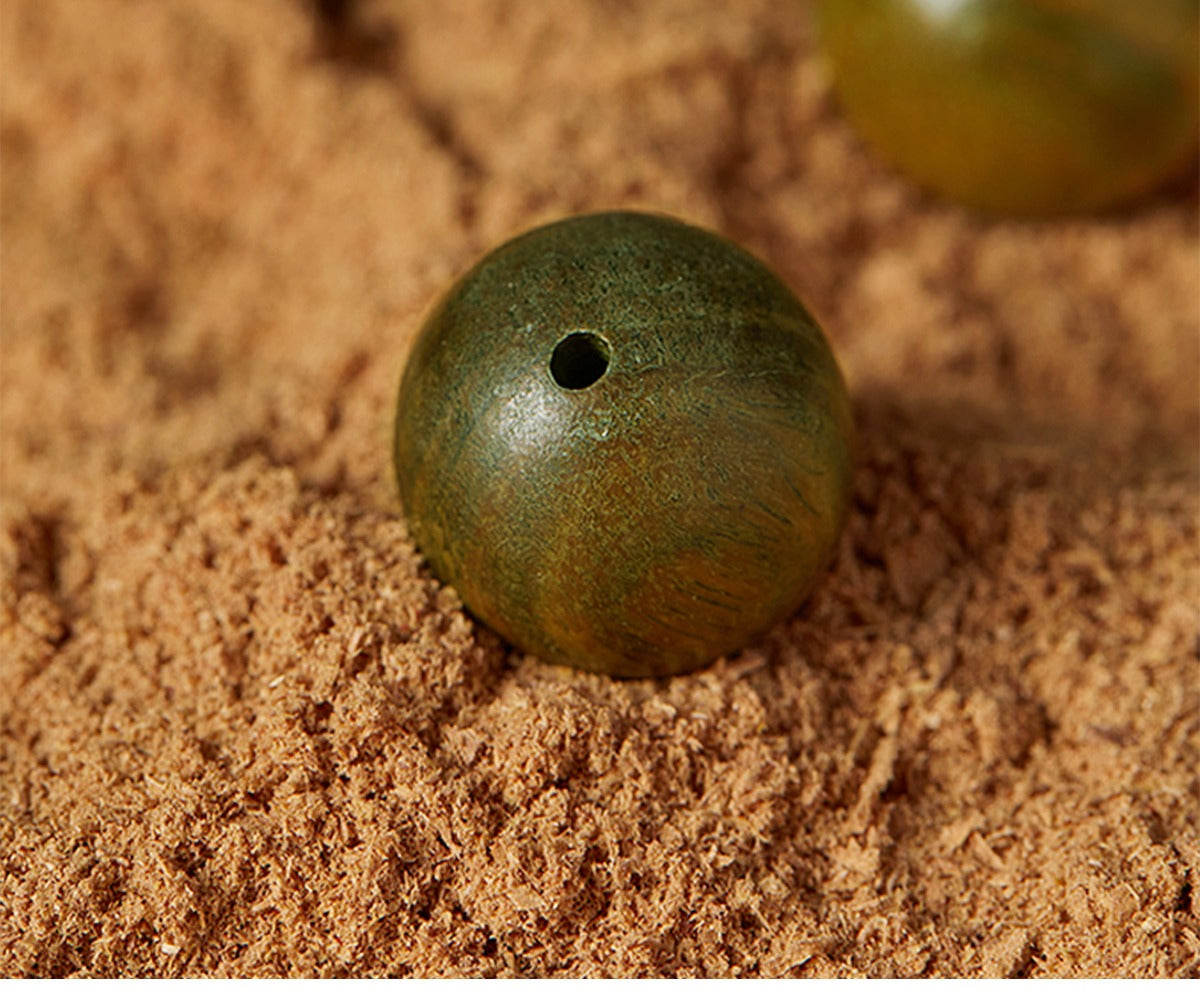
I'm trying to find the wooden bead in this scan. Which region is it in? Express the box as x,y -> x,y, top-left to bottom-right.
394,212 -> 854,677
816,0 -> 1200,215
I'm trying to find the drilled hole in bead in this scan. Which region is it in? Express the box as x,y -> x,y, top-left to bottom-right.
550,332 -> 610,390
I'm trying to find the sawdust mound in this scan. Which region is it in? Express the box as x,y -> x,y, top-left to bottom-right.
2,0 -> 1197,977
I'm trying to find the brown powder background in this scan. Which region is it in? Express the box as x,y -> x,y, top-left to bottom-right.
2,0 -> 1198,977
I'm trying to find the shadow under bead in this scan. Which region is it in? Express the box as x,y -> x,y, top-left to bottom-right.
394,212 -> 854,678
816,0 -> 1200,216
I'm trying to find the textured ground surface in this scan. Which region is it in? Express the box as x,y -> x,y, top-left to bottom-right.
2,0 -> 1198,977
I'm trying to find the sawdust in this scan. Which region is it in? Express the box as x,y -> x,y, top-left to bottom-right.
2,0 -> 1198,977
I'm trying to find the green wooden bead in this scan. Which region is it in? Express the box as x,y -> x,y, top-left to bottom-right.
816,0 -> 1200,216
394,212 -> 854,678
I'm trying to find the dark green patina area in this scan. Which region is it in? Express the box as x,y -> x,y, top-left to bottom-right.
394,211 -> 854,677
817,0 -> 1200,216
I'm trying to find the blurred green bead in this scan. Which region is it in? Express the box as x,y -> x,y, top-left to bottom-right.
394,212 -> 853,678
816,0 -> 1200,215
